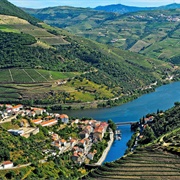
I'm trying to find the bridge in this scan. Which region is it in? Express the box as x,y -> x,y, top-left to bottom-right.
115,121 -> 137,126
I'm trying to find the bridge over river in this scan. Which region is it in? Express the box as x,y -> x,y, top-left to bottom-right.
115,121 -> 137,126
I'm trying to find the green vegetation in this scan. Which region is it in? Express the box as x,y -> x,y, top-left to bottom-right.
86,147 -> 180,179
107,120 -> 116,133
0,68 -> 78,83
0,20 -> 176,107
25,7 -> 180,64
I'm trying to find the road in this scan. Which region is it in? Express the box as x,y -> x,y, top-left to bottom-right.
95,129 -> 114,166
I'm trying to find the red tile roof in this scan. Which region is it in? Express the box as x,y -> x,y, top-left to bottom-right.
94,126 -> 104,133
70,139 -> 77,143
2,161 -> 13,165
40,119 -> 57,127
31,119 -> 42,124
60,114 -> 69,119
13,104 -> 23,109
60,139 -> 66,143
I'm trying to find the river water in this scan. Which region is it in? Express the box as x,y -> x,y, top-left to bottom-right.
58,81 -> 180,162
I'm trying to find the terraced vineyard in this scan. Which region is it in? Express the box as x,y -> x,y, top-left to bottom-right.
87,147 -> 180,180
0,68 -> 114,105
0,15 -> 69,46
0,68 -> 82,103
0,68 -> 78,83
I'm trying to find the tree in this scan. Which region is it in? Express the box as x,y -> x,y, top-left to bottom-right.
139,125 -> 156,144
0,148 -> 10,161
108,119 -> 116,133
5,171 -> 15,179
174,102 -> 180,106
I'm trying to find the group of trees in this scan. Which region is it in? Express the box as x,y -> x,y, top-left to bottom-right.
151,102 -> 180,137
0,31 -> 63,70
127,102 -> 180,152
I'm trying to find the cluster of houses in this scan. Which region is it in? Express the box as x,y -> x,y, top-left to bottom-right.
0,104 -> 69,124
31,114 -> 69,127
0,104 -> 70,138
0,103 -> 110,166
50,119 -> 108,165
0,104 -> 23,119
131,14 -> 180,22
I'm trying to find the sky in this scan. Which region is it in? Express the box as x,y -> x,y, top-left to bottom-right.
8,0 -> 180,9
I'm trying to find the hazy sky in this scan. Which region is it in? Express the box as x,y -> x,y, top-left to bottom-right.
8,0 -> 180,8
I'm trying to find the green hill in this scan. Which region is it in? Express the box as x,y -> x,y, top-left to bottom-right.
24,6 -> 180,65
0,0 -> 40,25
0,0 -> 178,107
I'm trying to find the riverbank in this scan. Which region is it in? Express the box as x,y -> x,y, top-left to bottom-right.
42,86 -> 156,112
39,80 -> 179,111
95,129 -> 114,166
57,81 -> 180,163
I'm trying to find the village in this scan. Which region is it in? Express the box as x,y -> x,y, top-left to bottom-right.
0,104 -> 112,169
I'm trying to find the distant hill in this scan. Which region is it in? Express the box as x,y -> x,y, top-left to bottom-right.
23,6 -> 180,65
95,3 -> 180,14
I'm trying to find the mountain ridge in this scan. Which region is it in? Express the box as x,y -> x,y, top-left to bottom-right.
94,3 -> 180,14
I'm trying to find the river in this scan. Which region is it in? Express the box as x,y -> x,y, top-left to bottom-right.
58,81 -> 180,162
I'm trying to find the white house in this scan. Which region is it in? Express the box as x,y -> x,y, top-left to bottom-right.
87,152 -> 95,160
60,114 -> 69,124
31,107 -> 46,115
12,104 -> 23,113
8,129 -> 24,136
2,161 -> 14,169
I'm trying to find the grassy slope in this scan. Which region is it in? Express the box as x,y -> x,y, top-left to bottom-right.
0,16 -> 176,105
25,7 -> 180,64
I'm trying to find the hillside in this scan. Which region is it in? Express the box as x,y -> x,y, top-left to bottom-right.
95,3 -> 180,14
24,7 -> 180,65
0,0 -> 40,25
0,0 -> 178,107
85,103 -> 180,179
